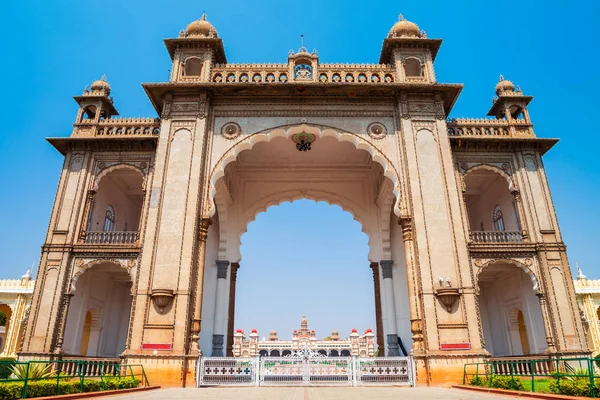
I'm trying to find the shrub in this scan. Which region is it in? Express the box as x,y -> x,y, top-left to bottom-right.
549,378 -> 592,397
595,354 -> 600,369
489,376 -> 525,391
469,376 -> 487,386
10,363 -> 52,380
0,381 -> 23,399
0,359 -> 16,380
83,379 -> 101,392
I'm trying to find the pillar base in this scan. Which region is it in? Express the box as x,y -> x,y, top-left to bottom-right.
212,334 -> 224,357
386,334 -> 400,356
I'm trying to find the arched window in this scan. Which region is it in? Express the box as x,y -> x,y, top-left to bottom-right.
493,205 -> 505,231
103,206 -> 115,231
183,57 -> 203,76
404,58 -> 423,77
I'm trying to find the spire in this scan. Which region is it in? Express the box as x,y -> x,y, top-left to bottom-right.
201,12 -> 207,21
399,13 -> 404,21
577,263 -> 587,280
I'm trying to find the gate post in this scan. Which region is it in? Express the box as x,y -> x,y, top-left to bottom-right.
352,356 -> 358,386
255,356 -> 260,387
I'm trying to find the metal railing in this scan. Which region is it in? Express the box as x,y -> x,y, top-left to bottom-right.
197,355 -> 415,387
84,231 -> 139,244
463,356 -> 600,397
0,359 -> 149,399
470,231 -> 523,243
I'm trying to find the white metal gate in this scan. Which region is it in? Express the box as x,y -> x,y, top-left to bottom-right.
197,351 -> 414,387
197,357 -> 259,386
260,354 -> 353,386
354,357 -> 414,386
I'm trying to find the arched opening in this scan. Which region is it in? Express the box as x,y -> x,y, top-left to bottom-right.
464,167 -> 522,242
259,350 -> 268,357
330,350 -> 339,356
0,305 -> 11,353
270,350 -> 280,357
184,57 -> 203,76
63,261 -> 132,358
87,166 -> 144,244
203,130 -> 409,358
340,350 -> 350,357
281,350 -> 291,356
404,58 -> 423,77
478,262 -> 546,356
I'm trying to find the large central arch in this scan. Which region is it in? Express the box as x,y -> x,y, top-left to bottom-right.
199,125 -> 412,359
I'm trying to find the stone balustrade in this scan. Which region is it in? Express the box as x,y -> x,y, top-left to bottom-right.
470,231 -> 523,243
84,231 -> 139,245
211,63 -> 396,84
73,118 -> 160,137
447,118 -> 534,138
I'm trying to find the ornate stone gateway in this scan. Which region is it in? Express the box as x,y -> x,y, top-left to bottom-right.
21,11 -> 588,388
197,348 -> 414,387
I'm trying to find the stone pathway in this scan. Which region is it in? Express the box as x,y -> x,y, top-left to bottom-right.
101,387 -> 514,399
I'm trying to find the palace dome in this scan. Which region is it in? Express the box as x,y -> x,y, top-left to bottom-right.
186,13 -> 217,37
389,15 -> 421,38
91,76 -> 110,94
495,75 -> 515,95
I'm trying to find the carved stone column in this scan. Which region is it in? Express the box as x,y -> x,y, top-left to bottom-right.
190,217 -> 211,354
78,189 -> 96,241
512,190 -> 529,241
0,294 -> 27,357
536,293 -> 556,353
53,292 -> 74,355
226,262 -> 240,357
212,260 -> 229,356
369,262 -> 385,356
399,216 -> 423,352
381,260 -> 400,356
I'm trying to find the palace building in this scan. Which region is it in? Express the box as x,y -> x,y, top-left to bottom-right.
19,13 -> 587,387
232,315 -> 376,358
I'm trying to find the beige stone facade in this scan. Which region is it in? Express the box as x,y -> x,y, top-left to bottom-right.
574,268 -> 600,355
0,271 -> 34,358
19,14 -> 587,387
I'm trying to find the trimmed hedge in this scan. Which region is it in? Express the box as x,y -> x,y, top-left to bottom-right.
469,375 -> 525,391
548,378 -> 600,397
0,377 -> 140,399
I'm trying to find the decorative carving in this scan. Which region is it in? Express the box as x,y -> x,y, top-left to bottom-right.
221,122 -> 241,140
435,288 -> 460,312
367,122 -> 387,140
151,289 -> 174,314
216,260 -> 229,279
380,260 -> 394,279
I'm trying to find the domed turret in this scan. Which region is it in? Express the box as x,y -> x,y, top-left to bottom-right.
90,75 -> 111,95
495,75 -> 515,95
389,15 -> 421,38
186,13 -> 217,38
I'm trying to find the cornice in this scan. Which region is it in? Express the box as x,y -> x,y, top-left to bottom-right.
450,136 -> 558,155
46,137 -> 158,155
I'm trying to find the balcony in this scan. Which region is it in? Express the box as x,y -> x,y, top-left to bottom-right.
470,231 -> 523,243
84,231 -> 139,244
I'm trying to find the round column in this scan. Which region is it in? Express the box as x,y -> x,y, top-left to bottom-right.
380,260 -> 400,356
212,260 -> 229,356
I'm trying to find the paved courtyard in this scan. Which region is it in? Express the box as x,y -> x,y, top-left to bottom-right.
102,387 -> 513,399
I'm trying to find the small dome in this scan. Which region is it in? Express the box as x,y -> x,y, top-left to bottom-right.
235,328 -> 243,334
186,13 -> 217,37
495,75 -> 515,95
365,328 -> 373,333
91,76 -> 110,94
270,329 -> 277,334
251,328 -> 258,333
389,15 -> 421,38
351,328 -> 357,333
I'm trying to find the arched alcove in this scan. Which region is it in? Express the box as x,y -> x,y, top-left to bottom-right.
478,262 -> 546,356
63,261 -> 132,357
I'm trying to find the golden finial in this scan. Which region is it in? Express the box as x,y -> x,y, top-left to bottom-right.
399,14 -> 405,21
499,74 -> 504,82
201,12 -> 207,21
101,74 -> 107,82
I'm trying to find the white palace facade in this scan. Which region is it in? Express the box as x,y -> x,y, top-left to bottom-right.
232,316 -> 376,358
18,13 -> 588,387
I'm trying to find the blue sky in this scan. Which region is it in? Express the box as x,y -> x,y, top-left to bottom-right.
1,1 -> 599,338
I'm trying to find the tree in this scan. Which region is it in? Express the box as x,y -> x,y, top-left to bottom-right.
0,312 -> 6,327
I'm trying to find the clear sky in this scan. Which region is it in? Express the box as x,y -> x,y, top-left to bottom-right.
1,0 -> 599,338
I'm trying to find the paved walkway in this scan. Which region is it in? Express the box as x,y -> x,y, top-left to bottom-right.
101,387 -> 514,399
